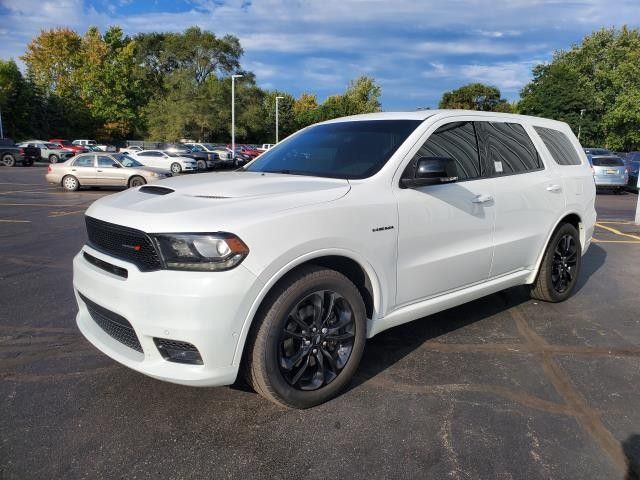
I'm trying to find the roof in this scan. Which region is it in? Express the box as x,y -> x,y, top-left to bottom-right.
320,110 -> 570,129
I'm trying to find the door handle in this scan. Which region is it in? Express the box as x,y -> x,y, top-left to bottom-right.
97,169 -> 103,172
546,184 -> 562,192
472,194 -> 494,204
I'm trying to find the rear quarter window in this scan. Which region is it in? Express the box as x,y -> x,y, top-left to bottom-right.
534,127 -> 583,166
476,122 -> 542,175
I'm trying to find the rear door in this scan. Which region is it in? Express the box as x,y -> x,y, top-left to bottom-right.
475,121 -> 564,277
70,154 -> 98,184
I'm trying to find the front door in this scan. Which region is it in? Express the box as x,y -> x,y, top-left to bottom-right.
395,121 -> 495,306
96,155 -> 127,186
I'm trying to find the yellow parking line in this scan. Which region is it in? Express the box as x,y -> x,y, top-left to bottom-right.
48,210 -> 85,218
595,223 -> 640,241
0,219 -> 31,223
592,238 -> 640,244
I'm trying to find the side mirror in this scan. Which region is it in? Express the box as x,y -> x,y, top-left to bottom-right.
112,162 -> 121,168
400,157 -> 458,189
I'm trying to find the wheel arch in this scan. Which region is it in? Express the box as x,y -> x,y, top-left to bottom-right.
232,250 -> 382,367
526,212 -> 584,284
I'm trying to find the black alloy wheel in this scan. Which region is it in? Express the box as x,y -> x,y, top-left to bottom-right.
551,234 -> 578,294
530,222 -> 581,302
279,290 -> 356,391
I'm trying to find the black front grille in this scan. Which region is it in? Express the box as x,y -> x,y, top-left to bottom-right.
83,251 -> 128,278
85,216 -> 162,271
79,292 -> 143,353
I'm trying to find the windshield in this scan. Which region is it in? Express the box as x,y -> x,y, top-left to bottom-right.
245,120 -> 421,179
200,143 -> 218,150
114,154 -> 143,167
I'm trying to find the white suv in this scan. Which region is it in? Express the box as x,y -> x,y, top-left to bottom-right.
73,111 -> 596,408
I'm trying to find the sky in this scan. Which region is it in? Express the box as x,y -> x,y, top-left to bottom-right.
0,0 -> 638,110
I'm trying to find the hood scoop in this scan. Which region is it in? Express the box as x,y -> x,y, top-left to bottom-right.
191,195 -> 230,199
139,186 -> 174,195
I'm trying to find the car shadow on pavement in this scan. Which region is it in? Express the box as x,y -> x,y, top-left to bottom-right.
350,244 -> 606,391
350,285 -> 532,390
624,434 -> 640,480
575,243 -> 606,293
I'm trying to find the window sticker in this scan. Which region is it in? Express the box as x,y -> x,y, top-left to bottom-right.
494,161 -> 504,173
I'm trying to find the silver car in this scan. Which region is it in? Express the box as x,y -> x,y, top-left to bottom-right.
584,148 -> 628,193
46,153 -> 172,191
17,140 -> 74,163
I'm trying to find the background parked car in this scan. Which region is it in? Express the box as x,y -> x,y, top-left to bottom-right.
624,151 -> 640,190
584,148 -> 628,193
0,139 -> 27,167
49,139 -> 88,155
118,146 -> 144,155
178,144 -> 220,170
130,150 -> 197,173
72,139 -> 116,152
257,143 -> 275,152
45,152 -> 172,191
17,140 -> 74,163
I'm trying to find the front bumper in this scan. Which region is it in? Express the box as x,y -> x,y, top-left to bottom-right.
73,245 -> 257,386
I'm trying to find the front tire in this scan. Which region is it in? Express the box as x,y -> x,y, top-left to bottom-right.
197,160 -> 206,170
62,175 -> 79,192
170,162 -> 182,174
531,223 -> 581,302
128,176 -> 146,188
246,266 -> 367,408
49,154 -> 59,164
2,154 -> 16,167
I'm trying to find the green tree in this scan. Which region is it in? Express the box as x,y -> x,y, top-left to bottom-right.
519,26 -> 640,149
439,83 -> 511,111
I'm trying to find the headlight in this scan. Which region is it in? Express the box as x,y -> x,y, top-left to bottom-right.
151,233 -> 249,271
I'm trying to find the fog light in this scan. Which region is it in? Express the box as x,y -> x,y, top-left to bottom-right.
153,338 -> 203,365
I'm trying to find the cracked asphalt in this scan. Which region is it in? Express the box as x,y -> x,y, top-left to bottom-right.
1,166 -> 639,479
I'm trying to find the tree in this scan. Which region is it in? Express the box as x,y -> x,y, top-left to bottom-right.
0,60 -> 33,139
439,83 -> 511,111
21,28 -> 82,96
519,26 -> 640,149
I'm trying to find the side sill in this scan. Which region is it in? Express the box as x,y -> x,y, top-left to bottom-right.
368,270 -> 531,338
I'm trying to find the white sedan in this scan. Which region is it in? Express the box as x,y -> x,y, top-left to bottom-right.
130,150 -> 197,173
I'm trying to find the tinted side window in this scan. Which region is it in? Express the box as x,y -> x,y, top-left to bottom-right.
534,127 -> 582,166
476,122 -> 542,175
411,121 -> 480,181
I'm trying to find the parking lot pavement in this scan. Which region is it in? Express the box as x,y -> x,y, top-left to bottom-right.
1,168 -> 639,480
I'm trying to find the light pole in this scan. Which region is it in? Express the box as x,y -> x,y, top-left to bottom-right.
578,108 -> 586,142
0,107 -> 4,139
231,74 -> 243,160
275,96 -> 284,143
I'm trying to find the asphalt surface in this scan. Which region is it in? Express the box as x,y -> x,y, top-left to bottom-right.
1,166 -> 639,480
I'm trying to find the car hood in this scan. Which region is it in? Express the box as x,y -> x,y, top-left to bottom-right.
85,171 -> 351,232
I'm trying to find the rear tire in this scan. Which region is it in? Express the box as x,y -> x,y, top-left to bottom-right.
531,223 -> 581,302
245,266 -> 367,409
170,162 -> 182,174
49,154 -> 59,164
2,154 -> 16,167
128,176 -> 146,188
62,175 -> 79,192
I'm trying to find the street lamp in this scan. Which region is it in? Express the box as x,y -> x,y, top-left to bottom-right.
231,74 -> 243,160
578,108 -> 586,142
275,96 -> 284,143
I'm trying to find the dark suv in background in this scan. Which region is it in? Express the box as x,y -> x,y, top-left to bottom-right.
0,139 -> 29,167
